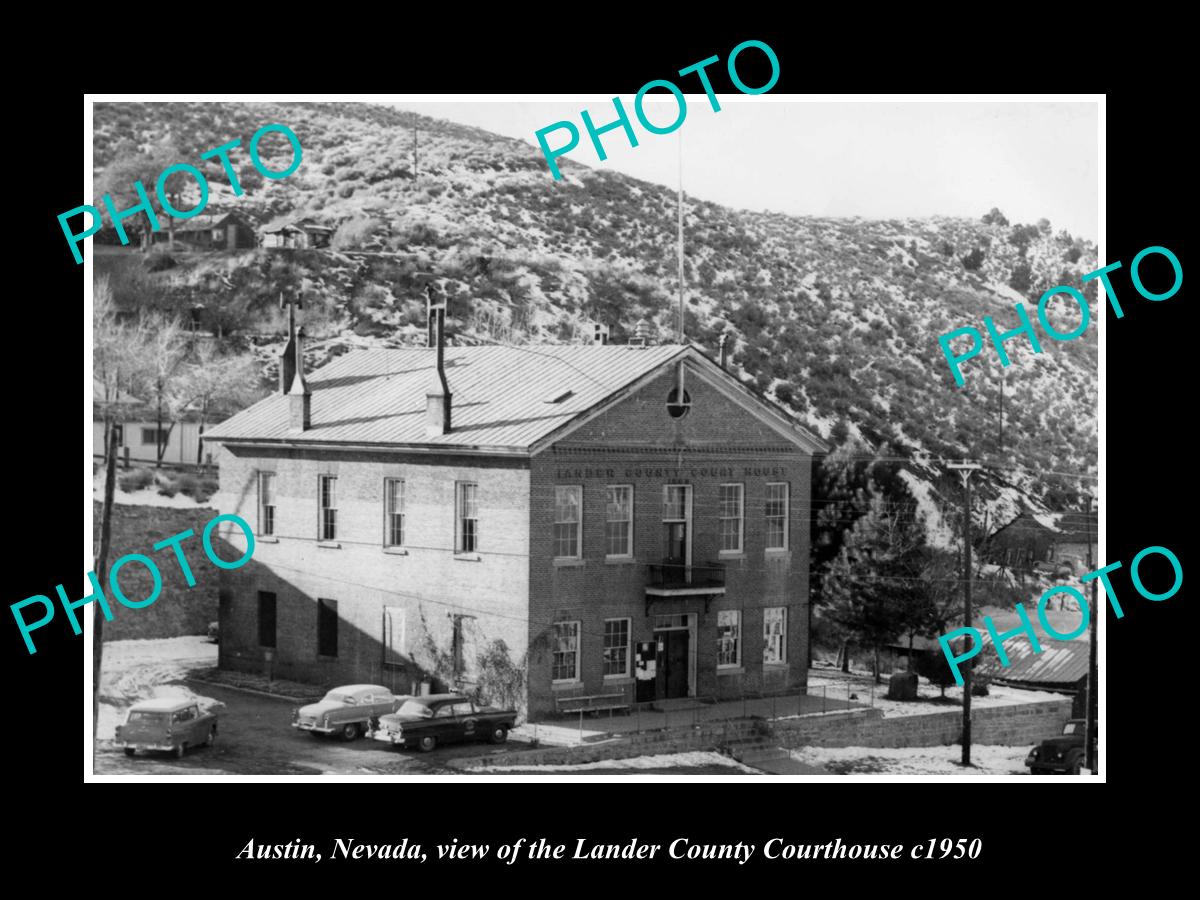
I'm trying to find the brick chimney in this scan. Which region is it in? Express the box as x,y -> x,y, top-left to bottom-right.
279,295 -> 300,394
425,288 -> 451,437
718,333 -> 730,370
287,325 -> 311,432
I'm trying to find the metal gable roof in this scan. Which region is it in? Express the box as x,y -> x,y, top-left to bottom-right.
206,344 -> 692,452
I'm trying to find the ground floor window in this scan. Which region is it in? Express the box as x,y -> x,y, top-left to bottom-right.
716,609 -> 741,668
552,621 -> 580,682
257,591 -> 276,648
317,598 -> 338,657
763,607 -> 786,664
383,606 -> 405,667
603,618 -> 630,677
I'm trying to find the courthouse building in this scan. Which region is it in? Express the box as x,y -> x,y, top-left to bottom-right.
205,307 -> 826,718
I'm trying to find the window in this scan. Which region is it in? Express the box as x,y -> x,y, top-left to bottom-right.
606,485 -> 633,557
141,427 -> 168,445
112,424 -> 124,445
456,482 -> 478,553
719,484 -> 744,553
663,485 -> 688,521
317,598 -> 338,657
449,701 -> 475,717
434,704 -> 456,718
257,591 -> 277,649
552,621 -> 580,682
763,607 -> 787,664
717,609 -> 741,668
666,386 -> 692,418
319,475 -> 338,541
258,472 -> 276,536
212,228 -> 224,241
384,478 -> 405,547
603,618 -> 630,677
554,485 -> 582,558
765,483 -> 789,550
383,606 -> 406,667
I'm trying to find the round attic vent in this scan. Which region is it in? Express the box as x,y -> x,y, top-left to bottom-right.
667,387 -> 692,418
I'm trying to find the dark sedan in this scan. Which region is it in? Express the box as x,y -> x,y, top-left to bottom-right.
369,694 -> 517,752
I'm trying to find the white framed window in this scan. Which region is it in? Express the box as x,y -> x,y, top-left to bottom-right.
258,471 -> 276,536
384,478 -> 405,547
719,483 -> 744,553
606,485 -> 633,557
456,482 -> 478,553
552,621 -> 580,682
602,618 -> 631,678
319,475 -> 338,541
383,606 -> 406,667
553,485 -> 582,559
716,609 -> 741,668
765,482 -> 789,550
763,607 -> 787,664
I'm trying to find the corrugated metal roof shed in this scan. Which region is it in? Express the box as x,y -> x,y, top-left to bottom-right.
977,638 -> 1088,685
207,344 -> 693,452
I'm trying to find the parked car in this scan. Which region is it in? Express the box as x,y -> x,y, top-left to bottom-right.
292,684 -> 408,740
1026,718 -> 1092,774
369,694 -> 518,752
116,698 -> 217,759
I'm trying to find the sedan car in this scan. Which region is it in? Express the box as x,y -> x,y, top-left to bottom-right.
292,684 -> 407,740
1026,718 -> 1092,774
116,698 -> 217,759
370,694 -> 518,752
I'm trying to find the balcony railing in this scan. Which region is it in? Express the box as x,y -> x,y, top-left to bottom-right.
645,562 -> 726,591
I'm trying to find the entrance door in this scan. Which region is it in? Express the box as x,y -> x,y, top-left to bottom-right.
656,630 -> 690,699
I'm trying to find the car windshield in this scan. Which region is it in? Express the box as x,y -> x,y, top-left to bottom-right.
397,700 -> 433,718
128,711 -> 167,722
1063,722 -> 1080,735
322,692 -> 357,705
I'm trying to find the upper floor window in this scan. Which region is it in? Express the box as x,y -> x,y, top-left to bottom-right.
765,482 -> 789,550
384,478 -> 405,547
719,483 -> 744,553
258,472 -> 276,536
554,485 -> 582,559
456,482 -> 479,553
319,475 -> 338,541
606,485 -> 633,557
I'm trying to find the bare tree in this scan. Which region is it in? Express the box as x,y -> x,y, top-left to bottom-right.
176,343 -> 265,466
135,311 -> 189,467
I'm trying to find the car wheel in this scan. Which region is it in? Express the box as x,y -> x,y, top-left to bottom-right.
418,735 -> 437,753
174,744 -> 185,759
124,748 -> 136,757
489,725 -> 508,744
341,723 -> 361,741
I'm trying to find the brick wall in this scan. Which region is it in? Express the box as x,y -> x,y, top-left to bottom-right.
92,501 -> 220,640
213,445 -> 530,694
527,364 -> 815,717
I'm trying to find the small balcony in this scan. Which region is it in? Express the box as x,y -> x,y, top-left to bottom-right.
645,562 -> 726,616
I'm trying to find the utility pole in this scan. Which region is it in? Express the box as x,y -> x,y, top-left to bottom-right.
413,127 -> 419,177
998,367 -> 1005,460
948,461 -> 982,767
1085,496 -> 1099,775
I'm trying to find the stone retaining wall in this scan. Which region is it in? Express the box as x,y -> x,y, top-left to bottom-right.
457,698 -> 1072,770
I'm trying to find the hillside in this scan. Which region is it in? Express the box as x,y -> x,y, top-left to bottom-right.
92,101 -> 1099,537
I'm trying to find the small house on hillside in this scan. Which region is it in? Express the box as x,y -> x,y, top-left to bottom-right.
146,211 -> 257,251
1050,509 -> 1098,573
981,511 -> 1057,571
262,218 -> 333,250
